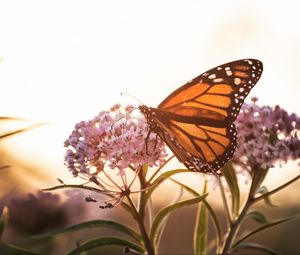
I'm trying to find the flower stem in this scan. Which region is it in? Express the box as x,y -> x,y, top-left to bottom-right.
220,198 -> 253,255
126,167 -> 155,255
221,172 -> 300,254
126,194 -> 155,255
254,174 -> 300,202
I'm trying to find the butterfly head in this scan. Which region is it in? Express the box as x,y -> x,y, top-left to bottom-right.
138,105 -> 152,119
139,105 -> 159,131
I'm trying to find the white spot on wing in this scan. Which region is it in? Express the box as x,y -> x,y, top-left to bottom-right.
234,77 -> 241,85
208,74 -> 217,79
213,78 -> 223,83
226,70 -> 233,76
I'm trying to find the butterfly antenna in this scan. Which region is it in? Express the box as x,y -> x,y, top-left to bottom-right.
110,106 -> 136,129
121,92 -> 144,105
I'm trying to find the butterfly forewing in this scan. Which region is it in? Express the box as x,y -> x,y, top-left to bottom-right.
141,59 -> 263,175
158,59 -> 263,124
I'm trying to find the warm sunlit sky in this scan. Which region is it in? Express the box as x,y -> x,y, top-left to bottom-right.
0,1 -> 299,185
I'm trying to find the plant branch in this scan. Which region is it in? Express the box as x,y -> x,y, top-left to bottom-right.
254,174 -> 300,202
126,194 -> 154,255
220,199 -> 252,255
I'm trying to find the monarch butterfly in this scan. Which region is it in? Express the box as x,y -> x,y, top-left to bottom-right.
139,59 -> 263,176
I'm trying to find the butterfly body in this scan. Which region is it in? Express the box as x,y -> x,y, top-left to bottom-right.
140,59 -> 263,176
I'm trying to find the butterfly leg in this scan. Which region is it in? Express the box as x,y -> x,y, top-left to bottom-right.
153,133 -> 159,152
145,130 -> 151,155
145,130 -> 159,156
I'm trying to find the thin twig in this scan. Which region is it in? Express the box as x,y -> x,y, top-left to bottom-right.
254,174 -> 300,202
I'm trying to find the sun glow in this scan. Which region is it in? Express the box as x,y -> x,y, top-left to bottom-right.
0,0 -> 299,191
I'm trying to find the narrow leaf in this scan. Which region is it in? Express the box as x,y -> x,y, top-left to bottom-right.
254,174 -> 300,203
244,210 -> 270,224
249,168 -> 269,197
0,123 -> 43,140
0,244 -> 39,255
170,177 -> 222,251
221,162 -> 240,219
233,242 -> 280,255
203,200 -> 222,252
256,186 -> 277,207
0,117 -> 26,121
147,155 -> 175,183
0,165 -> 10,171
149,169 -> 189,192
194,181 -> 208,255
144,169 -> 189,203
33,220 -> 142,243
0,206 -> 9,240
66,237 -> 144,255
150,193 -> 208,245
234,215 -> 299,247
43,184 -> 132,213
155,187 -> 184,248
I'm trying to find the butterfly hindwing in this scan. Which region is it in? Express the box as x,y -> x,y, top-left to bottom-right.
153,108 -> 237,175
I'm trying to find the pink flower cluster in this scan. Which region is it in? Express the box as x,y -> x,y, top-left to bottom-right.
233,98 -> 300,170
64,104 -> 167,178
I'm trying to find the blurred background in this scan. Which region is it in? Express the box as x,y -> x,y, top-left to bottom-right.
0,0 -> 299,254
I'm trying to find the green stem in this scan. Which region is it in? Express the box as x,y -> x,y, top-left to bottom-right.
220,198 -> 253,255
221,173 -> 300,254
221,169 -> 259,255
126,195 -> 155,255
254,174 -> 300,202
126,167 -> 155,254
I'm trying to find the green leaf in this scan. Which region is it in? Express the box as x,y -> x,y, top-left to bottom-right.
0,117 -> 25,121
249,168 -> 269,197
33,220 -> 142,244
0,165 -> 9,171
232,242 -> 280,255
169,177 -> 199,196
244,210 -> 270,224
142,163 -> 149,176
150,193 -> 208,245
256,186 -> 277,207
144,169 -> 189,202
234,215 -> 299,248
221,162 -> 240,219
154,187 -> 184,248
203,200 -> 222,252
194,181 -> 208,255
147,155 -> 175,183
254,174 -> 300,203
43,184 -> 132,214
0,123 -> 43,140
149,169 -> 189,191
66,237 -> 144,255
0,206 -> 9,241
170,178 -> 222,251
0,244 -> 39,255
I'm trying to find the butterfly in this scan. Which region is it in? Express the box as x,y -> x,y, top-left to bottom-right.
139,59 -> 263,176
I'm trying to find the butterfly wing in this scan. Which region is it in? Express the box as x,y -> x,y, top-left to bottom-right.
154,59 -> 263,174
158,59 -> 263,124
152,107 -> 237,175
